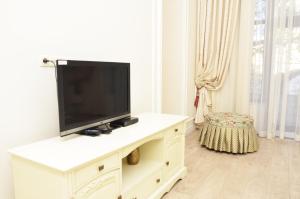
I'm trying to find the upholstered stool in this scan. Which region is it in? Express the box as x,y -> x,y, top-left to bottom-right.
198,112 -> 258,154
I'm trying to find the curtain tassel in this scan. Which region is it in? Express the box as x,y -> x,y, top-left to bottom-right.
194,88 -> 200,108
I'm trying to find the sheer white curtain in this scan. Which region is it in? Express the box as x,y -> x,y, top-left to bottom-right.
251,0 -> 300,140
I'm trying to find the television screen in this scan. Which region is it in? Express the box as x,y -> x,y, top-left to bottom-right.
56,60 -> 130,136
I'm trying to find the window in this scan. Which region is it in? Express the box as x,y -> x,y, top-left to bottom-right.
251,0 -> 300,139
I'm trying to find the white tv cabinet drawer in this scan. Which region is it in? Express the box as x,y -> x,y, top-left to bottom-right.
74,154 -> 119,190
164,136 -> 184,180
166,124 -> 184,146
74,170 -> 120,199
9,113 -> 188,199
123,168 -> 162,199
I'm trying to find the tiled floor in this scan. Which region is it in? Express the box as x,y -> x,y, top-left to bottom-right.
162,130 -> 300,199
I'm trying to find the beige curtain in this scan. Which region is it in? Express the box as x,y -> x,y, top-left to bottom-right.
213,0 -> 254,115
194,0 -> 240,123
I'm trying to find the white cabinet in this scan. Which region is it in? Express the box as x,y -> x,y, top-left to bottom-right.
9,113 -> 188,199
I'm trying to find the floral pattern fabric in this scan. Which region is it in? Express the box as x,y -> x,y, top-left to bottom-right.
198,112 -> 258,154
205,112 -> 254,128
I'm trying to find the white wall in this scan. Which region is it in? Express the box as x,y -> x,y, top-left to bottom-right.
162,0 -> 196,118
162,0 -> 187,115
161,0 -> 197,134
0,1 -> 157,198
187,0 -> 197,117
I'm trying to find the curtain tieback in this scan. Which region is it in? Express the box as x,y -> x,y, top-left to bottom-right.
194,88 -> 200,108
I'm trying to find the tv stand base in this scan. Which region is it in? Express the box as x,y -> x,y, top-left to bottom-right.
78,130 -> 101,136
78,123 -> 113,136
110,117 -> 139,127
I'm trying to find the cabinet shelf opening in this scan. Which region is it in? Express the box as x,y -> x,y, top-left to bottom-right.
121,138 -> 164,194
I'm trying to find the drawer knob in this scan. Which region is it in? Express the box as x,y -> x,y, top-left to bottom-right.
98,165 -> 104,172
156,178 -> 160,183
166,161 -> 170,166
174,128 -> 178,132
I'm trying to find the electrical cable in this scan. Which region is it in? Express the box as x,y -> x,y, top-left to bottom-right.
43,58 -> 57,80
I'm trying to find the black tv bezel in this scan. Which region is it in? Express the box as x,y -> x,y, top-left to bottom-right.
56,59 -> 131,137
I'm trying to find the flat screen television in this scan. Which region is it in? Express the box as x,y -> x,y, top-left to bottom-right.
56,60 -> 130,137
